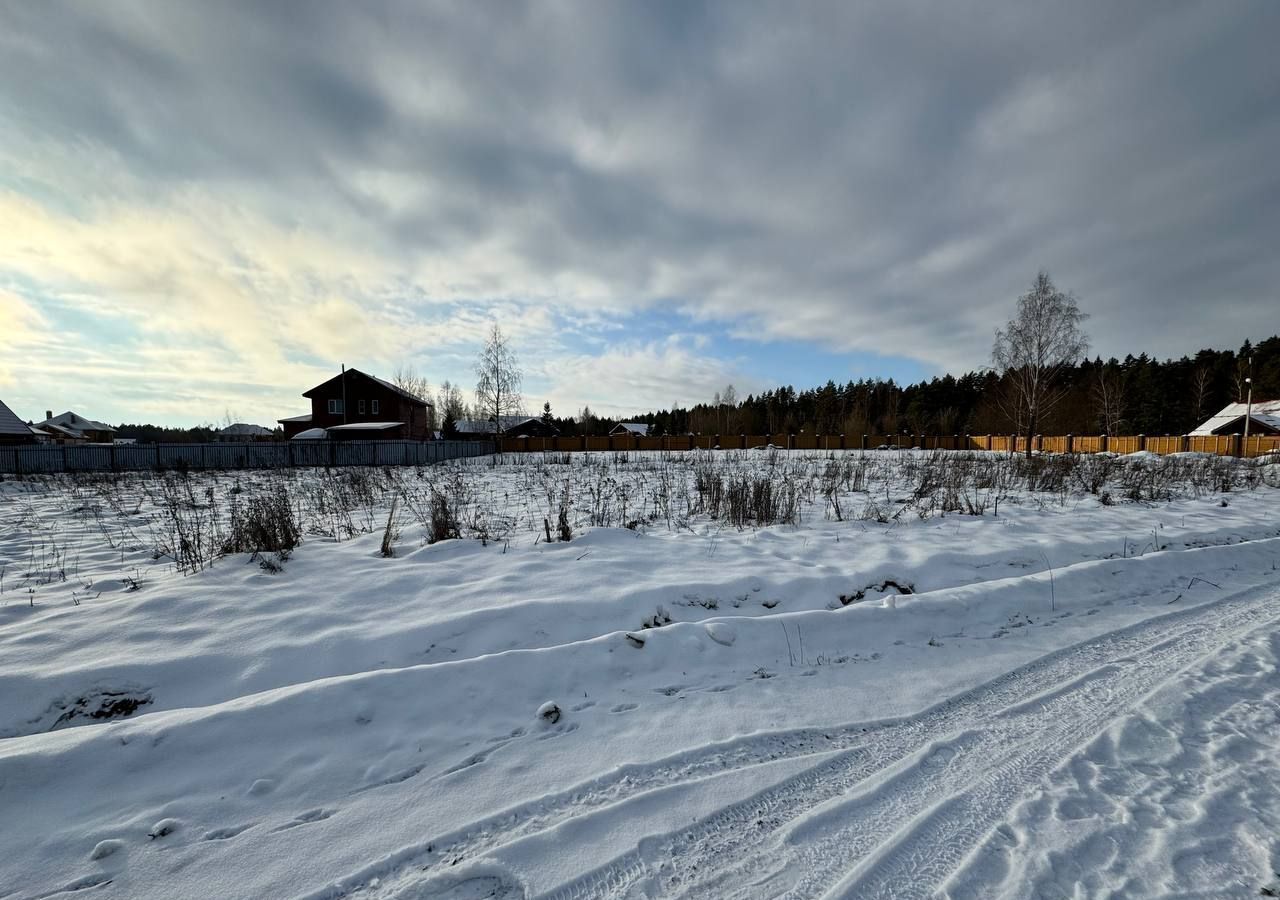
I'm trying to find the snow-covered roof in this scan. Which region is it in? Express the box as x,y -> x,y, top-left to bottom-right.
1190,400 -> 1280,435
291,428 -> 329,440
42,423 -> 87,440
217,423 -> 274,437
612,422 -> 651,436
0,399 -> 29,438
277,413 -> 313,424
325,421 -> 404,432
455,416 -> 538,435
38,411 -> 116,434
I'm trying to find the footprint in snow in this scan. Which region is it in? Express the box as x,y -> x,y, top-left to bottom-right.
202,823 -> 255,841
536,722 -> 580,741
486,727 -> 525,743
356,764 -> 425,793
610,702 -> 638,713
247,778 -> 275,796
271,808 -> 335,833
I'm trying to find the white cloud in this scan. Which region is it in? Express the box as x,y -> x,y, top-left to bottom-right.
0,1 -> 1276,424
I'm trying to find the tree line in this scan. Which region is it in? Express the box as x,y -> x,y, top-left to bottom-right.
606,339 -> 1276,440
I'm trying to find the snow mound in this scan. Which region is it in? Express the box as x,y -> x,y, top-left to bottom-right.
704,622 -> 737,646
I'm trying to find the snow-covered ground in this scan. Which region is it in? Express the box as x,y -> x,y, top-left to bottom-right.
1,450 -> 1278,899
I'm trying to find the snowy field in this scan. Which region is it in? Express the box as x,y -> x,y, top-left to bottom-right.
2,449 -> 1279,899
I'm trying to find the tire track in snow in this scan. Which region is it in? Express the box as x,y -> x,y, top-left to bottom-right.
307,552 -> 1279,900
567,583 -> 1280,900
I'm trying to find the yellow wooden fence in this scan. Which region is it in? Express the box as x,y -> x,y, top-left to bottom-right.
496,432 -> 1280,458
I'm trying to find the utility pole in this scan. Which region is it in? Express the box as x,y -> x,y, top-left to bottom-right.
1243,354 -> 1253,445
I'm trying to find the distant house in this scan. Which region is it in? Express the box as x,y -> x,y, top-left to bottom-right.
34,411 -> 116,444
455,415 -> 559,439
610,422 -> 651,437
278,368 -> 433,440
1190,400 -> 1280,436
0,399 -> 35,445
215,423 -> 275,442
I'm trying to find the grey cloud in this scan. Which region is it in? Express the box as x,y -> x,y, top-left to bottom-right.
2,0 -> 1277,372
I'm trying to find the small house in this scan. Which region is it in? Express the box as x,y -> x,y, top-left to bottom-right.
215,423 -> 276,442
455,415 -> 559,439
34,411 -> 116,443
610,422 -> 651,437
1190,400 -> 1280,436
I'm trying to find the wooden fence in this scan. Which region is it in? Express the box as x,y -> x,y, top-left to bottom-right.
497,432 -> 1280,459
0,440 -> 495,475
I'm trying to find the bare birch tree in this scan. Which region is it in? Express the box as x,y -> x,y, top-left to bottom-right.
992,272 -> 1090,458
392,364 -> 436,431
1091,366 -> 1125,434
1191,365 -> 1212,425
474,323 -> 523,432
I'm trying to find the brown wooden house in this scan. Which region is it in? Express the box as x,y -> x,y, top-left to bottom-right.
279,368 -> 433,440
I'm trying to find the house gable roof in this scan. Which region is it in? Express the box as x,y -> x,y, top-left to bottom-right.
1190,400 -> 1280,435
217,423 -> 274,437
455,415 -> 539,435
302,368 -> 431,407
612,422 -> 651,436
0,399 -> 29,438
38,411 -> 115,434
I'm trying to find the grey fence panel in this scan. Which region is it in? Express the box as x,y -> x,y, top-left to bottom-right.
291,442 -> 332,467
0,439 -> 496,474
66,445 -> 113,471
114,445 -> 154,470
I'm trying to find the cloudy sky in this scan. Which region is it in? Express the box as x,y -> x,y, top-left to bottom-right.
1,1 -> 1277,427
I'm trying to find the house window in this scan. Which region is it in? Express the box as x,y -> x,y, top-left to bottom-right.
358,399 -> 366,414
328,399 -> 344,414
372,399 -> 380,415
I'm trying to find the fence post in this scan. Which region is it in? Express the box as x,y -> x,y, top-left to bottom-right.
155,444 -> 161,469
1138,434 -> 1146,452
787,433 -> 794,451
1065,433 -> 1074,454
1101,434 -> 1109,452
1232,433 -> 1242,457
12,447 -> 19,475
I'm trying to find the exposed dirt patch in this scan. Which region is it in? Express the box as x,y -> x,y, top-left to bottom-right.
46,690 -> 153,731
839,579 -> 915,606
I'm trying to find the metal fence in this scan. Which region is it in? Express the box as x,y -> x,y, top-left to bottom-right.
0,440 -> 496,474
